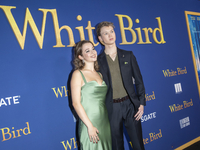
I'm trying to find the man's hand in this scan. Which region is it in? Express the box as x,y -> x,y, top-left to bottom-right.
134,105 -> 144,121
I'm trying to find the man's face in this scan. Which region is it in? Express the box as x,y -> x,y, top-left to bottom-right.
98,26 -> 116,45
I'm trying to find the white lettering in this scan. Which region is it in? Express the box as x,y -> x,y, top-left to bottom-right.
141,112 -> 156,122
0,96 -> 20,107
0,98 -> 7,107
5,97 -> 12,105
179,117 -> 190,129
13,96 -> 20,104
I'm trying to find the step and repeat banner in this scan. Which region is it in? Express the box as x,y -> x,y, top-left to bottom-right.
1,0 -> 200,150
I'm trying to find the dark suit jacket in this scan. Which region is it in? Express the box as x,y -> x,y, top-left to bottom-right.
98,47 -> 146,121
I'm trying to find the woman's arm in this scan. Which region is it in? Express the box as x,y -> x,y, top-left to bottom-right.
71,70 -> 99,143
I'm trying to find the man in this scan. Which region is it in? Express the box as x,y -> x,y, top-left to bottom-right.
97,21 -> 146,150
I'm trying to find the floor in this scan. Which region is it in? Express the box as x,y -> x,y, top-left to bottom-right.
184,141 -> 200,150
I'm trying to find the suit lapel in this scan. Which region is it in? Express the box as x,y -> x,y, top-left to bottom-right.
98,52 -> 112,87
98,52 -> 109,75
99,48 -> 127,88
117,48 -> 126,79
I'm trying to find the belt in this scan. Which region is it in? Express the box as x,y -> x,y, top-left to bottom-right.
113,95 -> 129,103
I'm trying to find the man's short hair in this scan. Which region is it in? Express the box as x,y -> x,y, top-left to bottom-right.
96,21 -> 115,36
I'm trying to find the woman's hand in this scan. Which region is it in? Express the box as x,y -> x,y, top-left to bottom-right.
87,125 -> 99,143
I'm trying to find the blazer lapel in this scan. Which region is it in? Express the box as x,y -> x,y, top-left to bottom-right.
117,48 -> 126,79
98,52 -> 112,87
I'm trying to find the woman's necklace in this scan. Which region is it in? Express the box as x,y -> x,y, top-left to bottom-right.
82,68 -> 95,72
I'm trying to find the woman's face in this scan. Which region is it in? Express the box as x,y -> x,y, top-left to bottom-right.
79,42 -> 97,63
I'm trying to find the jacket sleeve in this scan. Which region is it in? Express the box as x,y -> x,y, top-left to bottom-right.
130,51 -> 146,106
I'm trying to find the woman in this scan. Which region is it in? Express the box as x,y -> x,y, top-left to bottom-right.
71,40 -> 112,150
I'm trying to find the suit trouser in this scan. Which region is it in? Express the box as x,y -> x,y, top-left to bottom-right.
110,98 -> 145,150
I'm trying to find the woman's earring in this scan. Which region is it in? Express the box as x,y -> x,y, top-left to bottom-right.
82,59 -> 85,63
